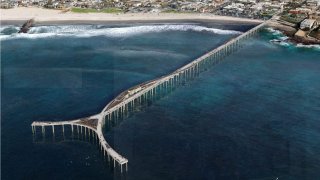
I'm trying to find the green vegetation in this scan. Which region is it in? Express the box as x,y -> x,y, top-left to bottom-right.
162,9 -> 195,13
309,29 -> 320,39
71,7 -> 123,13
280,14 -> 307,24
162,9 -> 179,13
260,11 -> 276,19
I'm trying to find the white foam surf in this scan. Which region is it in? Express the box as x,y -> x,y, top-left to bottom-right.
296,43 -> 320,50
267,27 -> 320,50
266,27 -> 285,36
0,24 -> 242,41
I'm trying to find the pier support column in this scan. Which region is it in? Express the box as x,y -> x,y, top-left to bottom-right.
91,130 -> 94,141
77,125 -> 79,138
62,125 -> 65,139
41,126 -> 46,140
52,125 -> 54,134
31,125 -> 35,134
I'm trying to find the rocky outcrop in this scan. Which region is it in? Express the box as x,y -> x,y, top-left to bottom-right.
293,30 -> 320,44
266,19 -> 320,45
18,18 -> 35,33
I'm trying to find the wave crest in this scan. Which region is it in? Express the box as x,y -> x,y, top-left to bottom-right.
1,24 -> 241,40
296,43 -> 320,50
266,27 -> 283,36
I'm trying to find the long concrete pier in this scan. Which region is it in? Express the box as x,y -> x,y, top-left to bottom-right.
31,20 -> 269,173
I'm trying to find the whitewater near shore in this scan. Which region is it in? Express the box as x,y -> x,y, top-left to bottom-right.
1,7 -> 263,24
0,23 -> 244,41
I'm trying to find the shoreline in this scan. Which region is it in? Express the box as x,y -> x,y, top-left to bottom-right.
1,7 -> 263,25
267,20 -> 320,45
1,19 -> 261,26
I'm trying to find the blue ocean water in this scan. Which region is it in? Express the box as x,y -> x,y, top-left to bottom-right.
106,29 -> 320,180
1,22 -> 246,180
1,23 -> 319,180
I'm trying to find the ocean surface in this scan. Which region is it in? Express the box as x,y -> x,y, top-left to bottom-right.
1,22 -> 319,180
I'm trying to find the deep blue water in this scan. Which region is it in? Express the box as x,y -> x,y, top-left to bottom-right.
1,22 -> 246,180
106,29 -> 320,180
1,23 -> 320,180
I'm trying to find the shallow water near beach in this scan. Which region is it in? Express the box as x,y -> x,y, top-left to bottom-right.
1,23 -> 320,180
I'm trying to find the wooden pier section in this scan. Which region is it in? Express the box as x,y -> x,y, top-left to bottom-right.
31,20 -> 269,173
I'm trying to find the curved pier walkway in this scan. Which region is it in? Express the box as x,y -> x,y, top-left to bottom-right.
31,20 -> 269,173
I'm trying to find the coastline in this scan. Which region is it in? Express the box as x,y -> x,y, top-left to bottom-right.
267,20 -> 320,45
0,7 -> 263,25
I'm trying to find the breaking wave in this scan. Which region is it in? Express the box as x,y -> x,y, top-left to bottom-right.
296,43 -> 320,50
266,27 -> 283,36
0,24 -> 241,40
267,27 -> 320,51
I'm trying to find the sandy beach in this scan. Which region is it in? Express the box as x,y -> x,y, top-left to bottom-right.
1,7 -> 263,24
